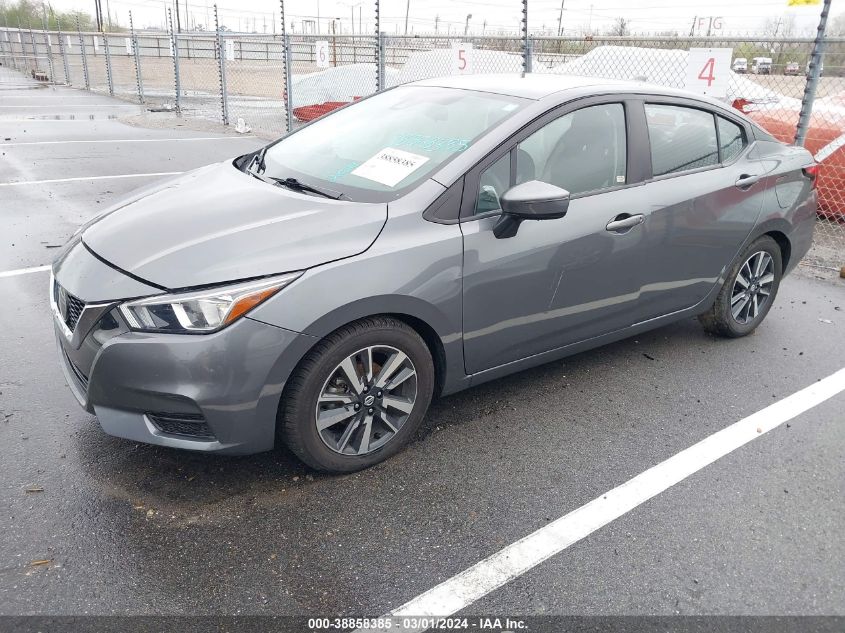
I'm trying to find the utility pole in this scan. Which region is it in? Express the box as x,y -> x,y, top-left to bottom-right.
434,14 -> 439,35
557,0 -> 564,37
175,0 -> 182,32
464,13 -> 471,37
93,0 -> 101,31
482,19 -> 486,35
404,0 -> 409,35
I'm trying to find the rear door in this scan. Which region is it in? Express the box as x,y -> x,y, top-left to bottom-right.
626,100 -> 767,323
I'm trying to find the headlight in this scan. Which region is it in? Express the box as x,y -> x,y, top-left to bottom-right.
119,272 -> 301,334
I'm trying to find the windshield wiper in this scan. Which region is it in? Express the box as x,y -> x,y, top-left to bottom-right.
246,150 -> 343,200
248,146 -> 268,174
269,176 -> 344,200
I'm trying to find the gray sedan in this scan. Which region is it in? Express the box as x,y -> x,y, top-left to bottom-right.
51,74 -> 817,472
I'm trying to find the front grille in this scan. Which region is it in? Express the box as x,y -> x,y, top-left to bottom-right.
147,412 -> 215,439
62,348 -> 89,390
65,293 -> 85,331
54,280 -> 86,333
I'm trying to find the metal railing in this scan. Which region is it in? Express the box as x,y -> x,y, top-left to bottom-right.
0,24 -> 843,257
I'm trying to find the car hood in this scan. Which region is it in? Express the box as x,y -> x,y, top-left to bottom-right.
81,162 -> 387,290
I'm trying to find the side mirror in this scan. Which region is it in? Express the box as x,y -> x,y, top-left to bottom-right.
493,180 -> 570,239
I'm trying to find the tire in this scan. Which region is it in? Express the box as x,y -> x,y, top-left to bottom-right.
278,316 -> 435,473
699,236 -> 783,338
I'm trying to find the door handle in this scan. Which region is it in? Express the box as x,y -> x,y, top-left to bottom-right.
735,173 -> 761,189
606,214 -> 644,232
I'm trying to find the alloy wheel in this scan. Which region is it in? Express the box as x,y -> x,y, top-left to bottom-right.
730,251 -> 775,325
315,345 -> 418,456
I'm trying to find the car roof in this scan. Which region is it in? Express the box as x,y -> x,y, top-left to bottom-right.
407,72 -> 723,104
409,73 -> 631,99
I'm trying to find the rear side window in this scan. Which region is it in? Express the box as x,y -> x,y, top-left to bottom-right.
718,116 -> 745,162
645,104 -> 718,177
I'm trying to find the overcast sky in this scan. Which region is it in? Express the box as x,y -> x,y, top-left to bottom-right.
46,0 -> 827,36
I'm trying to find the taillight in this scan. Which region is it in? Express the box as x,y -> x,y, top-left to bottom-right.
803,164 -> 819,189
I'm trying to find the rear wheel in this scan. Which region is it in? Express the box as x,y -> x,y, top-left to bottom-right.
699,236 -> 782,338
278,317 -> 434,472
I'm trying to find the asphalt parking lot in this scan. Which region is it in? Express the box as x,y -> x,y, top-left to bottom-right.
1,66 -> 844,624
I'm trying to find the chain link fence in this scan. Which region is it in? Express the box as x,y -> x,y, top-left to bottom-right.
0,23 -> 843,259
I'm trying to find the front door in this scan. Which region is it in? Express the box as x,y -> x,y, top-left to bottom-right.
460,101 -> 651,375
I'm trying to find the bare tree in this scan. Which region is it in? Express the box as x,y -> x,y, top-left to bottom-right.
828,13 -> 845,36
608,17 -> 630,37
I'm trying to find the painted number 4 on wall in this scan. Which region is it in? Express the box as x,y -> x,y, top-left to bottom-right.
698,58 -> 716,86
685,48 -> 732,99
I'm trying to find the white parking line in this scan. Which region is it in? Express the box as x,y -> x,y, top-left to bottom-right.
0,264 -> 50,279
0,137 -> 256,147
366,368 -> 845,628
0,172 -> 182,187
0,104 -> 140,108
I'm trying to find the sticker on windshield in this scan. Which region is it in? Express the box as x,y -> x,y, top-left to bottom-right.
351,147 -> 430,187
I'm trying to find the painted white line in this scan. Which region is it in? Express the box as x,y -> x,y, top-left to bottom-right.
0,264 -> 50,279
366,368 -> 845,628
0,104 -> 139,108
0,119 -> 125,123
0,172 -> 182,187
0,136 -> 255,147
815,132 -> 845,163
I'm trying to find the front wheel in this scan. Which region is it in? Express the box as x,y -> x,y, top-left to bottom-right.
699,235 -> 782,338
278,317 -> 435,473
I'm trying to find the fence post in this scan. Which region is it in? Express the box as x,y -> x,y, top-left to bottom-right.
167,9 -> 182,113
795,0 -> 831,147
17,19 -> 28,74
56,18 -> 70,84
284,34 -> 293,132
76,16 -> 90,90
129,12 -> 145,104
377,32 -> 385,91
27,20 -> 38,74
279,0 -> 292,133
375,0 -> 384,92
521,0 -> 531,74
41,10 -> 55,84
214,5 -> 229,125
103,31 -> 114,96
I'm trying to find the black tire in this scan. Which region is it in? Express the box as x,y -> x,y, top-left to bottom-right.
278,316 -> 434,473
699,236 -> 783,338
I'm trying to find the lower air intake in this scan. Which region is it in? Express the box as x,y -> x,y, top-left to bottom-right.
147,412 -> 215,439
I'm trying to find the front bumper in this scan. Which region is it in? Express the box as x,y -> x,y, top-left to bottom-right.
52,241 -> 317,455
55,312 -> 315,454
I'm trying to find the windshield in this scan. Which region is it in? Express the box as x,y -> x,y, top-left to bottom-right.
259,86 -> 527,202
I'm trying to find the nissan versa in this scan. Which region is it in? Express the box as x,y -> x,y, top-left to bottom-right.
51,74 -> 817,472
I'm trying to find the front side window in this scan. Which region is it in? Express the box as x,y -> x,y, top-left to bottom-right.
260,86 -> 526,202
516,103 -> 627,196
475,152 -> 511,215
646,104 -> 718,176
